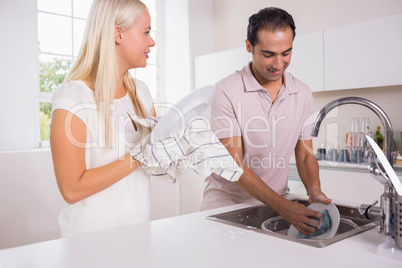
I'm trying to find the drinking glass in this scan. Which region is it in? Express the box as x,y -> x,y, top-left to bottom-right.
351,118 -> 360,133
338,148 -> 351,162
361,117 -> 371,133
345,131 -> 356,148
355,132 -> 365,148
360,117 -> 373,148
351,149 -> 363,164
326,148 -> 338,161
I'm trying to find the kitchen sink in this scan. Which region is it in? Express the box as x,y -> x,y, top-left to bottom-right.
205,198 -> 379,247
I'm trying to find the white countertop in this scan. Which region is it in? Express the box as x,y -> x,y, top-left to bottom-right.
1,194 -> 401,268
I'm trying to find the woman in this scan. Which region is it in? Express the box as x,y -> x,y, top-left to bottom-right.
50,0 -> 156,237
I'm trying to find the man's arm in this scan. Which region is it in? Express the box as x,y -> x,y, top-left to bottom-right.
294,139 -> 331,204
221,136 -> 323,235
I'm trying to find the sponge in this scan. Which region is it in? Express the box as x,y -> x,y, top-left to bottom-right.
298,209 -> 332,239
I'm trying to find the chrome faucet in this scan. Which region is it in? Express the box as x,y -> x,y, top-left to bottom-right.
311,96 -> 394,235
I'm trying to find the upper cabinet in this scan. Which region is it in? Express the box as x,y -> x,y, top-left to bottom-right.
287,31 -> 324,92
194,47 -> 250,89
194,13 -> 402,92
324,13 -> 402,91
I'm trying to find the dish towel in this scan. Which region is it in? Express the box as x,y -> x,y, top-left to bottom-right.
129,115 -> 243,183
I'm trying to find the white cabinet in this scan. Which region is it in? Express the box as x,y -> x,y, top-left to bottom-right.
0,150 -> 62,249
324,13 -> 402,91
194,47 -> 250,89
319,169 -> 385,204
287,31 -> 324,92
288,164 -> 385,205
194,37 -> 325,92
194,13 -> 402,93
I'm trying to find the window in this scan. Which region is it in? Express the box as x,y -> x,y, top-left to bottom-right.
36,0 -> 161,146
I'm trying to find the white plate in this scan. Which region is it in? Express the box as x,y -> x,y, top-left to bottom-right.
151,86 -> 216,142
287,203 -> 340,240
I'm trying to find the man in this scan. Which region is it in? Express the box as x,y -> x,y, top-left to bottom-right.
201,7 -> 331,236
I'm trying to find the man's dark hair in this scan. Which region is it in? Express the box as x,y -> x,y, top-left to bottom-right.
247,7 -> 296,47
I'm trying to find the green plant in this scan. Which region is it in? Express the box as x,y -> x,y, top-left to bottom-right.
40,57 -> 71,93
40,104 -> 51,141
39,57 -> 71,140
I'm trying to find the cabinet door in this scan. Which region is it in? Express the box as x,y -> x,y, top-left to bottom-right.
324,13 -> 402,91
194,47 -> 250,89
287,31 -> 324,92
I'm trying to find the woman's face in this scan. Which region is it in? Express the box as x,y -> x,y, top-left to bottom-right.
116,9 -> 155,71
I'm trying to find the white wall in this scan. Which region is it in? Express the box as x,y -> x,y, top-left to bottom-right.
163,0 -> 192,104
188,0 -> 215,89
0,0 -> 39,151
163,0 -> 215,215
163,0 -> 215,99
212,0 -> 402,52
0,0 -> 54,250
312,86 -> 402,154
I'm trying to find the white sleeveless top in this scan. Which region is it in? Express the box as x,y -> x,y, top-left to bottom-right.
52,79 -> 153,237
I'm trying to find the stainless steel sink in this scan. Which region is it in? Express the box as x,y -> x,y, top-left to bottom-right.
205,198 -> 379,247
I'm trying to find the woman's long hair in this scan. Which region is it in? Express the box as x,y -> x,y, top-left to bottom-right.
65,0 -> 150,148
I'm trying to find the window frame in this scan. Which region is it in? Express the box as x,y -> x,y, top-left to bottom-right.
36,2 -> 87,147
35,0 -> 163,147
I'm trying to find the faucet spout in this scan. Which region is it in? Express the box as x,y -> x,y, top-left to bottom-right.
311,97 -> 393,164
311,96 -> 395,235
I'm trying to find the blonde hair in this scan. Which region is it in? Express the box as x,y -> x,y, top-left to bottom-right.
65,0 -> 150,148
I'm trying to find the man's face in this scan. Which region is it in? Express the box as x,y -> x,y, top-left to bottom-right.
246,27 -> 294,85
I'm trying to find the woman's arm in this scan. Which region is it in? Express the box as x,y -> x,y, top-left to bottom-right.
50,109 -> 141,204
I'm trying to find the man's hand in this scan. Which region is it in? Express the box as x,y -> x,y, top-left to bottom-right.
308,188 -> 332,205
222,136 -> 330,236
279,199 -> 323,236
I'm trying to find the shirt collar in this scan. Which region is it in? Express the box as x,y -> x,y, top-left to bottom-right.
242,62 -> 299,95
